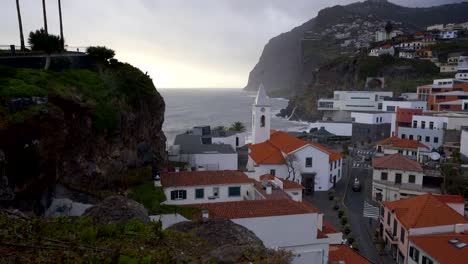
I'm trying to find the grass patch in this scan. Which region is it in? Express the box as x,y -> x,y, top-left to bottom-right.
6,104 -> 46,123
129,182 -> 200,220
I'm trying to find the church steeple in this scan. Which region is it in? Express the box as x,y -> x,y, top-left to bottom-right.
252,83 -> 271,144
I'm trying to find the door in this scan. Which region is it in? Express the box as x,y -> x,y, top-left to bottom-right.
395,174 -> 402,184
302,174 -> 315,195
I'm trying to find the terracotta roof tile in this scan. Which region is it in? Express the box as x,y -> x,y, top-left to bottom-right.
328,245 -> 372,264
187,200 -> 319,219
323,220 -> 339,235
373,154 -> 423,172
383,194 -> 468,229
259,174 -> 276,181
409,233 -> 468,264
378,136 -> 429,150
253,182 -> 291,200
161,170 -> 254,187
435,195 -> 465,204
248,131 -> 342,164
280,179 -> 305,190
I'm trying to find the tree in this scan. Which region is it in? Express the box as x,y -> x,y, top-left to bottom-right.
42,0 -> 48,34
229,121 -> 246,132
58,0 -> 64,50
86,46 -> 116,63
28,29 -> 61,69
15,0 -> 25,50
384,21 -> 393,34
285,154 -> 299,181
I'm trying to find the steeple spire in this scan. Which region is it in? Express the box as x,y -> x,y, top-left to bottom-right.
255,83 -> 269,106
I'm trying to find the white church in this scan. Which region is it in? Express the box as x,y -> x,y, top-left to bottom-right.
246,85 -> 343,192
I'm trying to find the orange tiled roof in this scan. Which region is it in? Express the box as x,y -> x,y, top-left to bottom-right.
378,136 -> 429,150
249,130 -> 342,165
253,182 -> 291,200
373,154 -> 423,172
383,194 -> 468,229
188,199 -> 319,219
323,220 -> 339,235
409,233 -> 468,264
281,179 -> 305,190
328,245 -> 372,264
259,174 -> 276,181
435,195 -> 465,204
161,170 -> 254,187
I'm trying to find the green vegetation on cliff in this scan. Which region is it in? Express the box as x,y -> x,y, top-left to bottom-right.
0,61 -> 156,132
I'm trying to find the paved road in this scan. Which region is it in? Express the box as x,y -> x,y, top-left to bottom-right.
304,148 -> 395,264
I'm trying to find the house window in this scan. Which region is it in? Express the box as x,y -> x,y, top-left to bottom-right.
270,169 -> 276,176
338,169 -> 341,178
421,121 -> 426,129
401,134 -> 406,139
387,211 -> 390,225
417,135 -> 421,141
334,161 -> 337,169
213,187 -> 219,197
376,117 -> 379,123
409,175 -> 416,183
236,137 -> 239,147
422,256 -> 434,264
425,136 -> 430,142
395,173 -> 402,184
429,122 -> 434,129
409,135 -> 414,140
413,120 -> 417,128
393,219 -> 398,237
170,190 -> 187,200
260,115 -> 265,127
305,157 -> 313,167
434,137 -> 439,143
338,159 -> 341,166
330,163 -> 333,171
400,227 -> 405,243
228,186 -> 241,197
381,172 -> 388,181
380,117 -> 383,123
195,188 -> 204,199
410,246 -> 420,262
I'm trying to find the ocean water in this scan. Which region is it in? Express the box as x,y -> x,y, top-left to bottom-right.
159,88 -> 310,145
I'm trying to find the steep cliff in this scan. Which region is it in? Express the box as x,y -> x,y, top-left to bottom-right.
0,61 -> 166,213
245,0 -> 468,97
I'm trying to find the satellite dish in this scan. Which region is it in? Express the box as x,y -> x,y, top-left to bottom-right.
430,152 -> 441,161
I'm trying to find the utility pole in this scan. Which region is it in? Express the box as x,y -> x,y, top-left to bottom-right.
15,0 -> 25,50
58,0 -> 64,50
42,0 -> 48,34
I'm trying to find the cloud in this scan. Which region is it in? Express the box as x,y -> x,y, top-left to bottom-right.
0,0 -> 464,88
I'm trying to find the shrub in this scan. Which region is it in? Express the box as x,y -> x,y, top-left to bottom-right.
333,203 -> 339,210
344,224 -> 351,234
347,233 -> 355,244
338,209 -> 344,218
351,242 -> 359,251
341,216 -> 348,226
28,28 -> 61,54
86,46 -> 115,62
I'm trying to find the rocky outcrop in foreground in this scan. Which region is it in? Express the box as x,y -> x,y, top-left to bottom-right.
83,195 -> 150,224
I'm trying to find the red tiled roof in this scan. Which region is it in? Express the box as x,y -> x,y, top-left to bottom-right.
253,182 -> 291,200
373,154 -> 423,172
317,229 -> 328,239
259,174 -> 276,181
383,194 -> 468,229
396,108 -> 423,123
188,200 -> 319,219
281,179 -> 305,190
328,245 -> 372,264
377,136 -> 429,150
434,195 -> 465,204
248,130 -> 342,164
409,233 -> 468,264
161,170 -> 254,187
323,220 -> 339,235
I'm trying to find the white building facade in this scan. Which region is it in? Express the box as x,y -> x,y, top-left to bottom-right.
318,91 -> 393,111
382,100 -> 427,112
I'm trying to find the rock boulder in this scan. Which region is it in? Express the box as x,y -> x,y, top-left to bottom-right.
83,195 -> 149,224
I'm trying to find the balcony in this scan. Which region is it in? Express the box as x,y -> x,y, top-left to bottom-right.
385,227 -> 398,244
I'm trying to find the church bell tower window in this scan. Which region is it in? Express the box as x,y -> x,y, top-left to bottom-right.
260,115 -> 265,127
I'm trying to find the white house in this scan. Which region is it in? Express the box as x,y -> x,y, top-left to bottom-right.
397,115 -> 447,150
306,121 -> 352,137
371,154 -> 439,202
426,24 -> 444,31
376,136 -> 430,160
168,133 -> 238,171
351,112 -> 393,125
159,170 -> 255,205
188,199 -> 338,264
318,91 -> 393,112
248,86 -> 343,192
455,56 -> 468,80
408,231 -> 468,264
461,128 -> 468,162
399,51 -> 415,59
369,45 -> 395,57
382,100 -> 427,112
438,30 -> 458,40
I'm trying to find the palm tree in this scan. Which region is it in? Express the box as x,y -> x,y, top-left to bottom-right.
42,0 -> 48,34
229,121 -> 246,132
58,0 -> 64,50
15,0 -> 25,50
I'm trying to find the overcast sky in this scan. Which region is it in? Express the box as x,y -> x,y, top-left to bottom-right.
0,0 -> 464,88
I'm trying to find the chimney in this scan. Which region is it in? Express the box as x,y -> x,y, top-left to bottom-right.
266,185 -> 272,195
202,210 -> 210,221
454,223 -> 465,234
